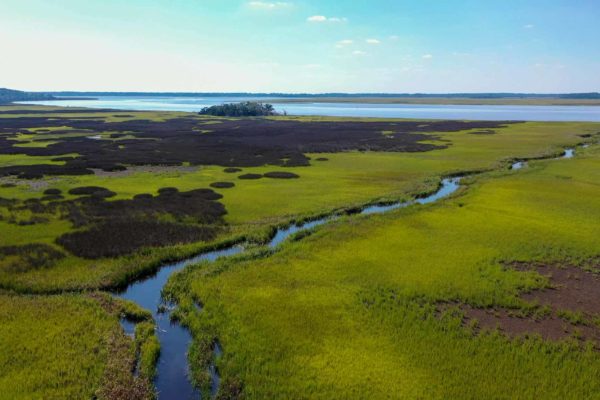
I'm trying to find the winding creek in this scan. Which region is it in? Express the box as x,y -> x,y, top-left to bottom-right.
114,145 -> 581,399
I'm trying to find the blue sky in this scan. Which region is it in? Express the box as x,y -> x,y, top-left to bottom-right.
1,0 -> 599,92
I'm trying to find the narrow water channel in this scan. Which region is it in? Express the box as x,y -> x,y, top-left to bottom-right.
114,145 -> 580,399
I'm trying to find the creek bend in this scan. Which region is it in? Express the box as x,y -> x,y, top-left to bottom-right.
114,146 -> 580,399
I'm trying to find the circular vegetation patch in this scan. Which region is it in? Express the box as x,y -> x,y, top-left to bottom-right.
238,173 -> 263,180
69,186 -> 117,198
210,181 -> 235,189
43,188 -> 62,195
157,187 -> 179,195
263,171 -> 300,179
224,167 -> 243,173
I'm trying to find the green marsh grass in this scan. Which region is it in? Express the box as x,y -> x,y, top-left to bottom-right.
0,113 -> 598,292
0,292 -> 157,400
167,145 -> 600,399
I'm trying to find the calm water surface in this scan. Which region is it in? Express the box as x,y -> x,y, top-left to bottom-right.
20,96 -> 600,121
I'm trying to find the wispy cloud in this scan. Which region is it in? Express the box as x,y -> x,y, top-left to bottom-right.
248,1 -> 292,10
524,24 -> 535,29
353,50 -> 366,56
422,54 -> 433,59
307,15 -> 347,23
389,35 -> 399,41
336,39 -> 354,48
366,39 -> 380,45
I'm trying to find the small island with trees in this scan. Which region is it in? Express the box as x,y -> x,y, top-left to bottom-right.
198,101 -> 278,117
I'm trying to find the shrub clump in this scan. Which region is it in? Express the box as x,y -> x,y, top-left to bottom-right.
263,171 -> 300,179
210,182 -> 235,189
223,167 -> 242,173
157,187 -> 179,195
57,220 -> 219,259
0,243 -> 65,272
198,102 -> 277,117
69,186 -> 117,198
53,187 -> 227,257
238,173 -> 263,180
43,188 -> 62,195
63,188 -> 226,228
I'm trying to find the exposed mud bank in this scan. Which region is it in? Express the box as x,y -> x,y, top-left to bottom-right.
450,261 -> 600,347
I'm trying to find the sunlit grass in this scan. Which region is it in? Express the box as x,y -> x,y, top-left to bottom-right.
166,146 -> 600,399
0,111 -> 598,293
0,294 -> 115,399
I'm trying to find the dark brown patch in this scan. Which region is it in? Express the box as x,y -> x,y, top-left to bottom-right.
0,243 -> 65,272
210,181 -> 235,189
62,187 -> 225,227
96,330 -> 155,400
458,306 -> 600,343
40,186 -> 228,258
223,167 -> 242,173
315,157 -> 329,161
451,262 -> 600,347
157,187 -> 178,195
57,220 -> 219,259
0,115 -> 519,177
43,188 -> 62,195
515,262 -> 600,316
263,171 -> 300,179
69,186 -> 116,198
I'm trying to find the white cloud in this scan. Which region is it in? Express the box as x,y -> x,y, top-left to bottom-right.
336,39 -> 353,47
307,15 -> 326,22
524,24 -> 535,29
353,50 -> 366,56
248,1 -> 292,10
389,35 -> 399,41
422,54 -> 433,59
307,15 -> 347,23
366,39 -> 380,45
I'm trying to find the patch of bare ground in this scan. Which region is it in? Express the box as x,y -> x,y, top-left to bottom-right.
95,330 -> 155,400
0,177 -> 58,190
91,165 -> 199,177
444,261 -> 600,347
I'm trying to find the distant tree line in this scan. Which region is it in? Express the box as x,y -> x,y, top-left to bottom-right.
198,102 -> 278,117
0,88 -> 55,104
42,91 -> 600,99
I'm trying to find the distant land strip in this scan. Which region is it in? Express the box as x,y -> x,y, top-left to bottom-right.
267,97 -> 600,106
3,87 -> 600,106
